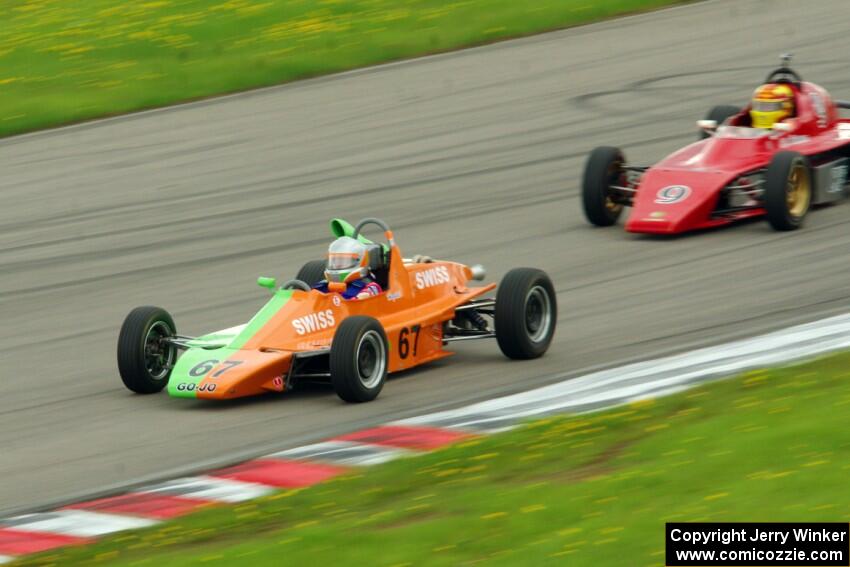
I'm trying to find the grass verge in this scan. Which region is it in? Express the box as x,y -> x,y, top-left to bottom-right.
17,351 -> 850,566
0,0 -> 690,138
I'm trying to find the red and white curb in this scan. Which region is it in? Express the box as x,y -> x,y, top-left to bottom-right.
0,425 -> 470,563
2,312 -> 849,563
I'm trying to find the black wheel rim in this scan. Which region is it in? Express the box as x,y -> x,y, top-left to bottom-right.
144,321 -> 175,381
356,330 -> 386,389
525,286 -> 553,343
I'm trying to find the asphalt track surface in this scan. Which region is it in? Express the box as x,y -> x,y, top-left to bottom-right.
2,0 -> 850,516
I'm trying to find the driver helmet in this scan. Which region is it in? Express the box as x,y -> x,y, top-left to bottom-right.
750,83 -> 794,129
325,236 -> 370,284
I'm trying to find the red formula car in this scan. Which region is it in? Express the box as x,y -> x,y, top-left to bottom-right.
581,57 -> 850,234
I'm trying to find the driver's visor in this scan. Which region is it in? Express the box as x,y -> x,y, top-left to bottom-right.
327,252 -> 359,270
752,100 -> 788,112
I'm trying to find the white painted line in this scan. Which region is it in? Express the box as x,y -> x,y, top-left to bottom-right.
140,475 -> 275,503
268,440 -> 414,467
3,510 -> 157,538
397,312 -> 850,432
0,555 -> 13,565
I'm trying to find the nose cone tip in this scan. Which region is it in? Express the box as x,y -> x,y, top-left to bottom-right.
625,217 -> 678,234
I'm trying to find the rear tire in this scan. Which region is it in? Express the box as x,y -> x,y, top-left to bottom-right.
495,268 -> 557,359
700,105 -> 740,139
330,316 -> 388,403
296,259 -> 327,286
763,151 -> 812,231
582,146 -> 626,226
117,306 -> 176,394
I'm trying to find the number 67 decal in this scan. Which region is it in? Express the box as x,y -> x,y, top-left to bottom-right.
398,325 -> 421,359
188,359 -> 243,378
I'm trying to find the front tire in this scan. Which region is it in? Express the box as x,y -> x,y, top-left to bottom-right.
117,306 -> 176,394
296,259 -> 327,286
495,268 -> 557,359
700,105 -> 740,139
582,146 -> 626,226
330,316 -> 388,403
763,151 -> 812,231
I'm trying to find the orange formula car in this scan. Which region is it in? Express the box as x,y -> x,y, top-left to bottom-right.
117,218 -> 557,403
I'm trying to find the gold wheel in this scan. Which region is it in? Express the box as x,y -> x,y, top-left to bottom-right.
604,161 -> 624,215
583,146 -> 626,226
765,152 -> 810,231
786,162 -> 811,218
604,197 -> 622,214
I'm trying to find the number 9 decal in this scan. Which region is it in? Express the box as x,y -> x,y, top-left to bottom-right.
654,185 -> 691,204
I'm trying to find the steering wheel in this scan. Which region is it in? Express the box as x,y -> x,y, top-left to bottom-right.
280,279 -> 311,291
353,217 -> 392,247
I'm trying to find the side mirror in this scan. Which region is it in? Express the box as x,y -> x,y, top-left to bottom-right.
697,119 -> 717,135
257,276 -> 277,290
772,121 -> 793,133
